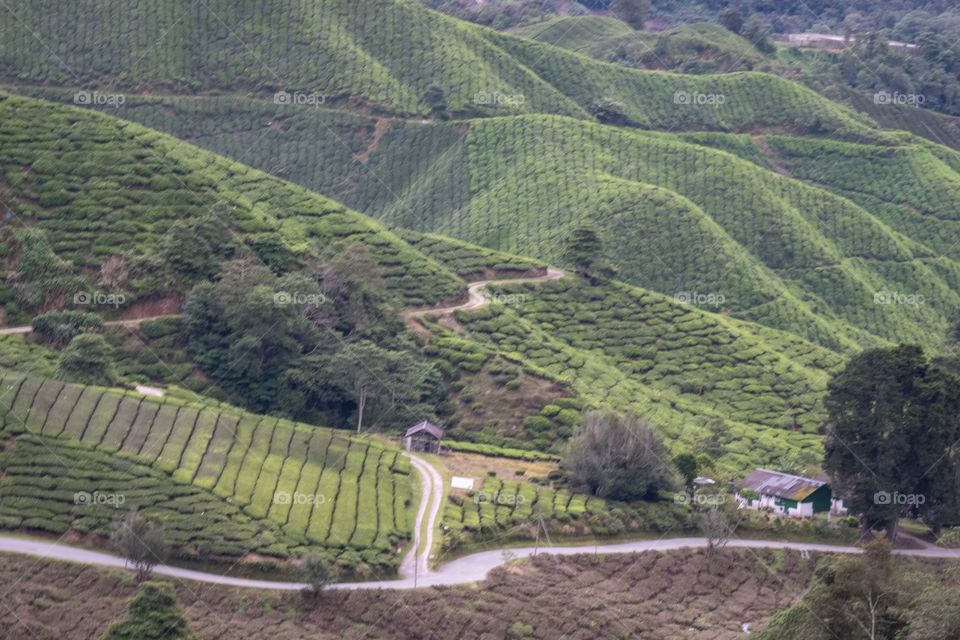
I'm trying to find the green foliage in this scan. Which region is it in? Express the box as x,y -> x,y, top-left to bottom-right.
0,370 -> 413,569
4,228 -> 86,312
564,410 -> 678,501
824,345 -> 960,535
110,507 -> 167,582
183,258 -> 438,429
101,581 -> 194,640
442,440 -> 561,461
32,310 -> 104,347
55,333 -> 117,387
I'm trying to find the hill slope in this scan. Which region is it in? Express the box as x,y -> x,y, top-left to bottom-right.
0,92 -> 852,474
44,91 -> 959,352
0,0 -> 879,137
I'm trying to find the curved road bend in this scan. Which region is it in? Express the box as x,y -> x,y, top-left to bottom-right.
1,533 -> 957,592
405,268 -> 565,319
0,315 -> 182,336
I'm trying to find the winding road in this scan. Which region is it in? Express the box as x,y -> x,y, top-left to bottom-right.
400,453 -> 444,582
0,314 -> 181,336
405,268 -> 565,320
0,533 -> 956,592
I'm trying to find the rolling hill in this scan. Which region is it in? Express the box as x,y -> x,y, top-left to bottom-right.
35,89 -> 960,354
0,0 -> 878,136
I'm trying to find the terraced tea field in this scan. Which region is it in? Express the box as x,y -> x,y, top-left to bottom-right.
443,475 -> 609,538
0,370 -> 412,569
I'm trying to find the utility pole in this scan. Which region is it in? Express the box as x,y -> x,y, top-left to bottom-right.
533,518 -> 540,556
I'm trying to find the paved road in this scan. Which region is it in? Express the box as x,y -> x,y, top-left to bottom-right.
405,268 -> 565,319
2,533 -> 957,592
0,314 -> 181,336
399,453 -> 444,581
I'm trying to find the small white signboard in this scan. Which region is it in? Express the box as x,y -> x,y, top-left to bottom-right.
451,476 -> 474,490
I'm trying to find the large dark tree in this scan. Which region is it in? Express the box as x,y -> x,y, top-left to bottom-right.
823,345 -> 960,539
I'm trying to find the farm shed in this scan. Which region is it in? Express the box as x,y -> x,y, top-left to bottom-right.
404,421 -> 444,454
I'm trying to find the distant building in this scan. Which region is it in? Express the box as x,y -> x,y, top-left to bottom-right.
403,421 -> 444,454
776,32 -> 919,52
737,468 -> 844,518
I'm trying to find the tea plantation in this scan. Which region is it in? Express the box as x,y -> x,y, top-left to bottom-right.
0,370 -> 413,571
0,92 -> 465,316
31,86 -> 960,352
0,0 -> 877,136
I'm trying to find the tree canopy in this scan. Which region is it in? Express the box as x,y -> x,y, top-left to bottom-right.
823,345 -> 960,538
564,410 -> 677,501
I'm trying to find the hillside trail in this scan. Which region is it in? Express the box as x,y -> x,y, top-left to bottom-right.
398,267 -> 565,578
405,268 -> 565,321
0,315 -> 181,336
0,268 -> 565,336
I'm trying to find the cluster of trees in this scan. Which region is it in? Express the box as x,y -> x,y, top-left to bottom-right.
563,410 -> 677,500
824,344 -> 960,539
183,245 -> 443,432
757,538 -> 960,640
829,30 -> 960,117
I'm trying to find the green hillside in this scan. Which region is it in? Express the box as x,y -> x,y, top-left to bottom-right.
510,16 -> 636,52
0,91 -> 465,319
22,88 -> 959,353
0,0 -> 879,136
432,276 -> 836,470
512,18 -> 770,74
0,370 -> 412,571
0,91 -> 862,476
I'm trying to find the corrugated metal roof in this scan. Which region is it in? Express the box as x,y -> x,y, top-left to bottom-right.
740,468 -> 825,502
405,420 -> 444,439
